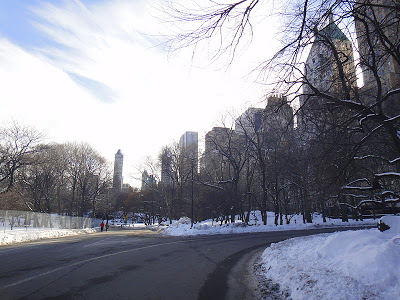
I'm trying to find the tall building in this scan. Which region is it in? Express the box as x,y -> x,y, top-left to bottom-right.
264,95 -> 294,129
113,149 -> 123,191
122,183 -> 132,193
180,131 -> 198,154
160,148 -> 173,186
299,16 -> 357,132
355,0 -> 400,117
205,127 -> 233,155
235,107 -> 263,135
303,16 -> 357,96
141,170 -> 156,191
203,127 -> 241,180
179,131 -> 198,173
355,0 -> 400,94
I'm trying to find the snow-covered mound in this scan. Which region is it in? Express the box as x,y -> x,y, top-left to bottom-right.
0,228 -> 96,245
159,212 -> 376,236
380,215 -> 400,233
257,215 -> 400,300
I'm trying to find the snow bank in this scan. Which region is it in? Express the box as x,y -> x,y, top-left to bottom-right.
258,216 -> 400,300
159,212 -> 376,236
0,228 -> 96,245
380,215 -> 400,233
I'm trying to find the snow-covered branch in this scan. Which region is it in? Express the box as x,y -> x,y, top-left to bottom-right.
375,172 -> 400,178
339,197 -> 400,210
198,181 -> 225,191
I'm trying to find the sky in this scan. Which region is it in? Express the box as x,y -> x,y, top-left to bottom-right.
0,0 -> 278,187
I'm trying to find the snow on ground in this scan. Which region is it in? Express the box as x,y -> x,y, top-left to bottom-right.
157,211 -> 376,236
156,212 -> 398,299
1,209 -> 397,299
256,215 -> 400,300
0,227 -> 96,245
0,221 -> 148,246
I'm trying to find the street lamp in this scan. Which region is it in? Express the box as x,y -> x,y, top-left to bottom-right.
190,157 -> 194,229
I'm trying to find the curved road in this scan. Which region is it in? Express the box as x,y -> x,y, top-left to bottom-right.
0,226 -> 368,299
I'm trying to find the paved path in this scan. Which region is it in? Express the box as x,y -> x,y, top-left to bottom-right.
0,226 -> 368,299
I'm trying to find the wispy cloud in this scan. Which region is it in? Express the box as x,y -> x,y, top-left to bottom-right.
67,72 -> 117,103
30,0 -> 159,104
0,0 -> 273,186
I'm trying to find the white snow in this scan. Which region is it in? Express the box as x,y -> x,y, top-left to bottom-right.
155,212 -> 399,299
157,212 -> 376,236
0,227 -> 97,245
257,215 -> 400,300
376,172 -> 400,177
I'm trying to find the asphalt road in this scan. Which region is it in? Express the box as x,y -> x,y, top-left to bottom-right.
0,226 -> 370,300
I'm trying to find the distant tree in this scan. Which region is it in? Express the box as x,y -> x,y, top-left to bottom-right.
0,121 -> 43,195
52,142 -> 112,216
19,144 -> 59,212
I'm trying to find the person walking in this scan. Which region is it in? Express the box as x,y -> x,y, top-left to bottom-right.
105,222 -> 109,231
100,221 -> 104,232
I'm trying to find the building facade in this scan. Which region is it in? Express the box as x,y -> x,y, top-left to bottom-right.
263,95 -> 294,132
203,127 -> 243,181
355,0 -> 400,118
235,107 -> 263,135
161,149 -> 173,186
179,131 -> 199,173
113,149 -> 123,191
141,170 -> 157,191
299,16 -> 357,133
355,0 -> 400,94
303,16 -> 357,96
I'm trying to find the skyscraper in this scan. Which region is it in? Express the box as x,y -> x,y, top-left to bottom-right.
160,147 -> 173,186
141,170 -> 156,191
355,0 -> 400,94
354,0 -> 400,118
303,16 -> 356,97
299,16 -> 357,132
203,126 -> 238,179
263,95 -> 294,132
179,131 -> 198,173
113,149 -> 123,191
179,132 -> 198,153
235,107 -> 263,135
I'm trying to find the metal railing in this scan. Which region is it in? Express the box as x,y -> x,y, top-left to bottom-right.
0,210 -> 101,232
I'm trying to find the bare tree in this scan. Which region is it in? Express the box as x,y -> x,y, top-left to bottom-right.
202,120 -> 250,223
0,122 -> 43,195
164,0 -> 400,217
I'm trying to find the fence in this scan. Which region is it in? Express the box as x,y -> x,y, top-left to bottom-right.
0,210 -> 101,232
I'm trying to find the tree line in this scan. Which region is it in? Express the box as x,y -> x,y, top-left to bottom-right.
3,1 -> 399,226
0,122 -> 113,217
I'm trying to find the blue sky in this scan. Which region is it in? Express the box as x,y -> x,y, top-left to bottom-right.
0,0 -> 39,46
0,0 -> 119,103
0,0 -> 65,47
0,0 -> 275,186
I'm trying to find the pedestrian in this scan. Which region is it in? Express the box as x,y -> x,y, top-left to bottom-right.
105,223 -> 109,231
100,221 -> 104,232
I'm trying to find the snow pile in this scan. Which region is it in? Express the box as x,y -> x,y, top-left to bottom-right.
159,212 -> 376,236
258,215 -> 400,300
0,228 -> 96,245
380,215 -> 400,233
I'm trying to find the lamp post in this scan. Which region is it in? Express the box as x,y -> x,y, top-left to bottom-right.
190,157 -> 194,229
